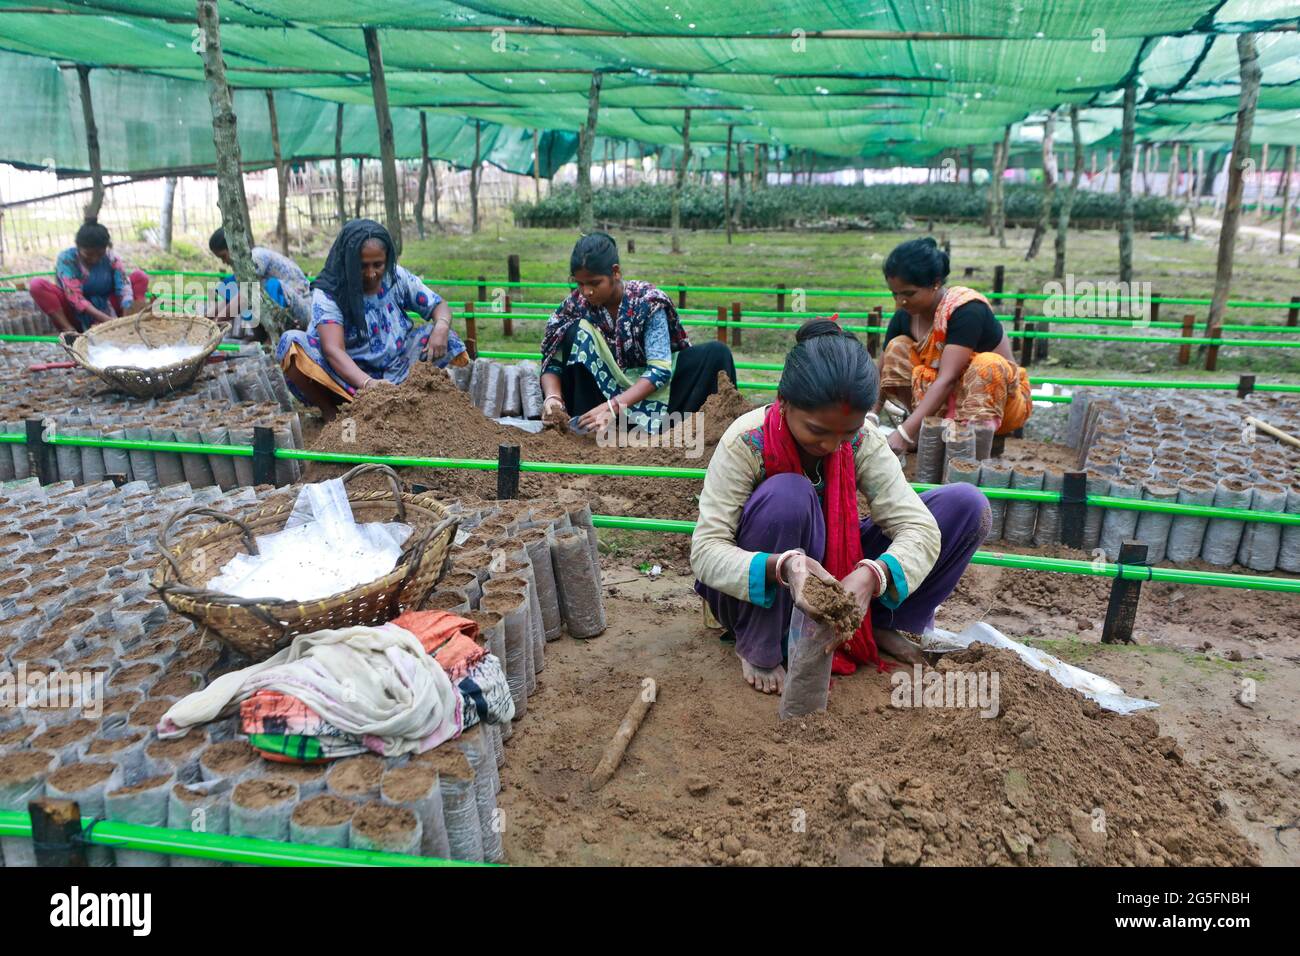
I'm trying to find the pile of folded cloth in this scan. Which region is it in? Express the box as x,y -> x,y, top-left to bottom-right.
157,611 -> 514,763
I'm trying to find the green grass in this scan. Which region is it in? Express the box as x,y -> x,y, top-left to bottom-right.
1026,636 -> 1269,682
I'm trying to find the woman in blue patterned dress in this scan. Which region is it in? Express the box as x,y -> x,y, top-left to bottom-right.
539,232 -> 735,434
276,219 -> 467,421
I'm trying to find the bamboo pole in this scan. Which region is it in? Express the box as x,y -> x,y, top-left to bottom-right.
1053,105 -> 1083,280
160,176 -> 177,252
414,114 -> 430,240
195,0 -> 259,330
724,124 -> 734,244
74,65 -> 104,222
363,27 -> 402,254
470,120 -> 482,233
577,71 -> 603,233
1206,34 -> 1262,372
533,128 -> 541,203
1118,78 -> 1137,284
671,108 -> 691,254
334,103 -> 345,224
265,90 -> 289,254
1280,144 -> 1295,254
1026,108 -> 1056,260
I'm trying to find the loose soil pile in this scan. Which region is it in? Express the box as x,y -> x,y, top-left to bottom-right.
308,364 -> 756,520
801,575 -> 862,636
498,577 -> 1263,867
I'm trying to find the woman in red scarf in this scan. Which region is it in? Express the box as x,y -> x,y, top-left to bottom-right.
692,320 -> 990,694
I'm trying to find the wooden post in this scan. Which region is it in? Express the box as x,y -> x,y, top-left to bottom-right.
363,26 -> 402,255
503,294 -> 514,338
678,288 -> 687,309
992,264 -> 1005,305
1060,472 -> 1087,550
29,798 -> 87,867
867,305 -> 882,357
477,275 -> 487,306
730,301 -> 742,348
577,72 -> 603,233
671,108 -> 691,254
354,158 -> 364,218
464,301 -> 477,358
1020,321 -> 1035,368
252,426 -> 277,486
1101,541 -> 1148,645
1178,313 -> 1195,365
776,282 -> 786,313
334,103 -> 346,224
1013,297 -> 1024,333
724,124 -> 734,245
415,112 -> 430,240
1287,295 -> 1299,327
266,90 -> 289,254
470,120 -> 482,233
1118,78 -> 1137,284
506,253 -> 520,338
716,306 -> 727,343
1207,34 -> 1262,372
431,158 -> 440,225
497,445 -> 521,500
195,0 -> 258,327
74,65 -> 104,222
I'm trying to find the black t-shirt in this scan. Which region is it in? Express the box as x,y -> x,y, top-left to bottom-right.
885,300 -> 1004,353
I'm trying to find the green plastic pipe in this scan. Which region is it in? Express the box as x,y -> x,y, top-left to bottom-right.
4,270 -> 1297,309
0,810 -> 484,867
589,516 -> 1300,592
11,436 -> 1300,525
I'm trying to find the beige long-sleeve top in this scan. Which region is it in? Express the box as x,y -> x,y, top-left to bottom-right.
691,406 -> 941,610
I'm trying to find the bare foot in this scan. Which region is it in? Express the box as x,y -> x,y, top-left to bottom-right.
875,627 -> 924,665
738,653 -> 786,695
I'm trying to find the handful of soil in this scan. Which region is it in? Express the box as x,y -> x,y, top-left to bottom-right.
542,403 -> 570,432
801,575 -> 862,637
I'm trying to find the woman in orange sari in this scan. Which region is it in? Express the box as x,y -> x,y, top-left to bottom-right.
877,238 -> 1031,456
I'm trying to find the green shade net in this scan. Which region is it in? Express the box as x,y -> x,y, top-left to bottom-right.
0,1 -> 1296,173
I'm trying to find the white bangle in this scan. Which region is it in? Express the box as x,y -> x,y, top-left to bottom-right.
856,558 -> 887,598
774,549 -> 804,588
896,422 -> 916,447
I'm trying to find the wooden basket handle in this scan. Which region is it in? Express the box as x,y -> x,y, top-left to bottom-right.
156,505 -> 260,580
338,462 -> 407,522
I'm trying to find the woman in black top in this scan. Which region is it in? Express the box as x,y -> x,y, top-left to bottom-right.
877,238 -> 1032,456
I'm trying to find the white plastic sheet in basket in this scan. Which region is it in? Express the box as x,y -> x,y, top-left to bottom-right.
88,342 -> 206,369
208,478 -> 413,602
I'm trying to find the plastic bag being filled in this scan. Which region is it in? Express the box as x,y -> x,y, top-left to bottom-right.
779,607 -> 837,720
208,478 -> 412,602
920,621 -> 1157,714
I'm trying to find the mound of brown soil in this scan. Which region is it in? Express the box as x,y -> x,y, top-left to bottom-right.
307,363 -> 757,520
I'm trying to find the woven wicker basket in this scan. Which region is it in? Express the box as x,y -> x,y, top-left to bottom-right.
152,464 -> 459,661
59,304 -> 224,398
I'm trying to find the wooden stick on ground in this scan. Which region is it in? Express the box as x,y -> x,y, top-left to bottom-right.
1246,416 -> 1300,449
588,678 -> 658,791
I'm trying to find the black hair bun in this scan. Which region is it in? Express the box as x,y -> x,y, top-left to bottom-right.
794,318 -> 846,343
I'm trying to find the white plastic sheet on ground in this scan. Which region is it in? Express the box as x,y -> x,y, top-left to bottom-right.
921,621 -> 1157,714
208,477 -> 412,602
87,342 -> 205,369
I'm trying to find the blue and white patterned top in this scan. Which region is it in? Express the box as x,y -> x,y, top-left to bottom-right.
308,265 -> 444,382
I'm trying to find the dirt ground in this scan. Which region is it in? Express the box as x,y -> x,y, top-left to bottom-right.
496,555 -> 1297,866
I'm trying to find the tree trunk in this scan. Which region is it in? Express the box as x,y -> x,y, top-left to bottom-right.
533,128 -> 541,203
354,159 -> 364,218
577,72 -> 603,233
334,103 -> 345,224
363,27 -> 401,255
160,176 -> 177,252
75,65 -> 104,222
265,90 -> 289,254
1026,109 -> 1056,260
470,120 -> 482,233
724,125 -> 734,244
736,138 -> 746,232
414,112 -> 430,240
1280,144 -> 1295,254
1166,141 -> 1179,199
195,1 -> 264,334
991,125 -> 1010,247
432,161 -> 440,224
1118,78 -> 1137,284
1053,106 -> 1082,279
1207,34 -> 1262,348
671,108 -> 691,254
